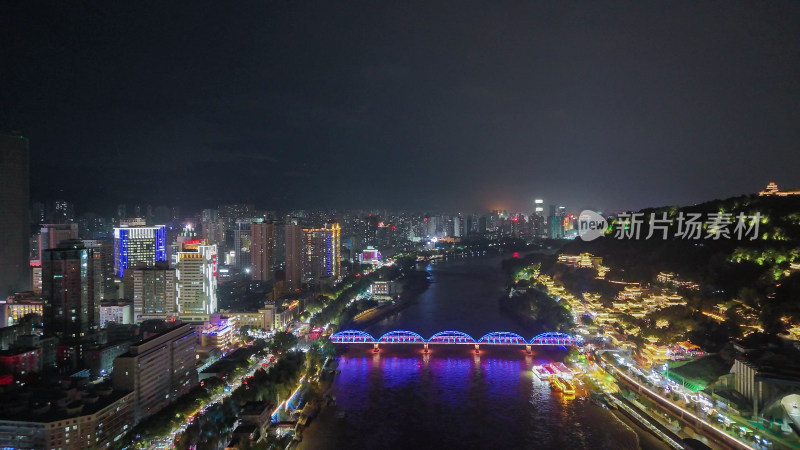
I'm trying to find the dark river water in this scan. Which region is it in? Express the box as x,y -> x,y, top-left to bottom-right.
300,253 -> 655,450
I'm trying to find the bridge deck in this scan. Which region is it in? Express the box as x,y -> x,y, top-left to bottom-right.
329,330 -> 578,346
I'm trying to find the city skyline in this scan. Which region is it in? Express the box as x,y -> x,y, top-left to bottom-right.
3,2 -> 800,213
2,3 -> 800,448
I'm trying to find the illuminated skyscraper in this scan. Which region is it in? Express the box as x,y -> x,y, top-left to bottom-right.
284,217 -> 304,290
176,239 -> 217,320
303,223 -> 341,285
532,199 -> 545,236
0,134 -> 29,296
41,240 -> 102,338
251,219 -> 275,282
113,225 -> 167,277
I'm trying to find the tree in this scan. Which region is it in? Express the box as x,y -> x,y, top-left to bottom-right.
238,325 -> 253,343
269,331 -> 299,354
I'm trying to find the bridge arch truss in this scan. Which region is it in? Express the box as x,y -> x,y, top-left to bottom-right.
328,330 -> 578,347
428,330 -> 476,344
477,331 -> 528,345
530,332 -> 576,346
378,330 -> 426,343
330,330 -> 375,343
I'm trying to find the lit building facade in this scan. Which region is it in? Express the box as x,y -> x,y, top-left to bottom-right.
113,225 -> 167,277
34,223 -> 79,266
0,295 -> 43,327
112,323 -> 197,423
369,280 -> 401,301
758,182 -> 800,197
0,390 -> 135,449
222,305 -> 275,331
284,217 -> 304,290
41,240 -> 102,338
303,223 -> 341,285
250,219 -> 275,282
176,239 -> 217,319
360,246 -> 382,266
198,314 -> 234,351
233,221 -> 252,273
132,262 -> 177,322
99,301 -> 133,327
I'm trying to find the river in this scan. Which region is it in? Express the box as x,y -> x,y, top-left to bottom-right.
300,252 -> 668,449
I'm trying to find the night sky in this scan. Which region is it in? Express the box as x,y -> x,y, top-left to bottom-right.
3,1 -> 800,214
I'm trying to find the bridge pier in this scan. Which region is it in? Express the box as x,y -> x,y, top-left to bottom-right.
474,344 -> 480,354
525,344 -> 532,354
423,343 -> 429,353
373,343 -> 379,353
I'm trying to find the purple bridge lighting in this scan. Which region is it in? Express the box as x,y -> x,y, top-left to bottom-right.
329,330 -> 578,352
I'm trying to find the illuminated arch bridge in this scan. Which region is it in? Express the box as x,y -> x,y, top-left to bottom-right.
329,330 -> 578,351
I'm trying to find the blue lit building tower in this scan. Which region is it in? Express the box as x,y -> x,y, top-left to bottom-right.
303,223 -> 341,285
113,225 -> 167,277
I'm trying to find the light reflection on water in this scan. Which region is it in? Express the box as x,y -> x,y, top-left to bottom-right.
330,347 -> 639,449
319,254 -> 641,449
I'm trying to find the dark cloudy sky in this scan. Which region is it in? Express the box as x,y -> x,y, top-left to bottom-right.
2,1 -> 800,214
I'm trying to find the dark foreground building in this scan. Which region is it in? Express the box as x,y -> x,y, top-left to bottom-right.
0,133 -> 30,296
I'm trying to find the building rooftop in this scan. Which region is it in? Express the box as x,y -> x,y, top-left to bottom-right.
117,322 -> 192,357
0,386 -> 132,423
0,346 -> 38,357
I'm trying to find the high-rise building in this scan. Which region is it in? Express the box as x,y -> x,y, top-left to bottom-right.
453,214 -> 464,238
41,240 -> 102,338
132,262 -> 177,322
200,209 -> 225,247
0,134 -> 29,296
274,220 -> 286,267
285,217 -> 304,290
251,219 -> 275,282
467,214 -> 480,236
533,199 -> 545,236
113,225 -> 167,277
176,239 -> 217,320
303,223 -> 341,285
233,220 -> 252,273
35,223 -> 79,264
82,239 -> 117,301
46,200 -> 74,224
30,201 -> 46,225
218,204 -> 254,229
548,205 -> 566,239
112,323 -> 197,423
0,390 -> 135,449
119,217 -> 146,227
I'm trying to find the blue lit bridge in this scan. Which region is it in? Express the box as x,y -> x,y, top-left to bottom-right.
329,330 -> 578,352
